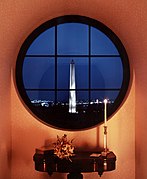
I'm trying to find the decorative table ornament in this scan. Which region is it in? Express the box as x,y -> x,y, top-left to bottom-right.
53,134 -> 75,162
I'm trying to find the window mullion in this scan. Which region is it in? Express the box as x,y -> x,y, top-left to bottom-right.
55,25 -> 57,104
88,25 -> 91,103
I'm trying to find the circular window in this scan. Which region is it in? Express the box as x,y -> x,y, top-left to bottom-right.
15,15 -> 130,130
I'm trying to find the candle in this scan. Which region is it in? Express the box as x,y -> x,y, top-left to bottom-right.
104,99 -> 107,126
102,99 -> 109,155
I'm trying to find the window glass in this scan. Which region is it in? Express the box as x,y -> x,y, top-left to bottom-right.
57,91 -> 69,103
91,57 -> 123,89
26,91 -> 55,101
91,27 -> 119,55
91,91 -> 119,102
26,27 -> 55,55
57,23 -> 88,55
16,15 -> 130,130
23,57 -> 55,89
57,57 -> 89,89
77,91 -> 89,103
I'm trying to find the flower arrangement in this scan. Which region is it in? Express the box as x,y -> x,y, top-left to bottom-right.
53,134 -> 75,162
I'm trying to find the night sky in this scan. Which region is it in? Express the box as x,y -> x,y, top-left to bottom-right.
23,23 -> 123,103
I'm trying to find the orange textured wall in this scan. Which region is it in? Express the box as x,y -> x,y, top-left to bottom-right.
0,1 -> 12,179
0,24 -> 11,179
133,2 -> 147,179
0,0 -> 146,179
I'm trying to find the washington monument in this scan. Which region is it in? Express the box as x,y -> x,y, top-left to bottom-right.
69,60 -> 77,113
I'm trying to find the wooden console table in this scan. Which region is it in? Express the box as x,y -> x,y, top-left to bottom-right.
33,150 -> 116,178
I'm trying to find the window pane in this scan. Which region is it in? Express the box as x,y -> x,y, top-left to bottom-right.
77,91 -> 89,112
57,91 -> 69,103
91,91 -> 119,102
91,57 -> 123,89
76,58 -> 89,89
57,23 -> 88,55
57,58 -> 69,89
27,91 -> 55,101
91,27 -> 119,55
57,57 -> 89,89
77,91 -> 89,103
26,27 -> 55,55
23,57 -> 55,89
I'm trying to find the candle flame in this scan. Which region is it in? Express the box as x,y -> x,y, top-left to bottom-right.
104,99 -> 108,104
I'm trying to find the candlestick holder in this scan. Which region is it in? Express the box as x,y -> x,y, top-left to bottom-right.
101,125 -> 110,157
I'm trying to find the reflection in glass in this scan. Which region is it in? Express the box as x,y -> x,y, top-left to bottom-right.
23,57 -> 55,89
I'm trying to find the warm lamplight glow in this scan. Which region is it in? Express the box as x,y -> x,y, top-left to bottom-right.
104,99 -> 108,103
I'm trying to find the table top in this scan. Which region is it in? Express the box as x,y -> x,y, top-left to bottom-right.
33,149 -> 116,176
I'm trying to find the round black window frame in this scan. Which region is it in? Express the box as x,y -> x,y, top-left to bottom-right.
15,15 -> 130,130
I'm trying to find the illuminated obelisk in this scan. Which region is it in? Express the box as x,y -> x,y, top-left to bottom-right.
69,60 -> 76,113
